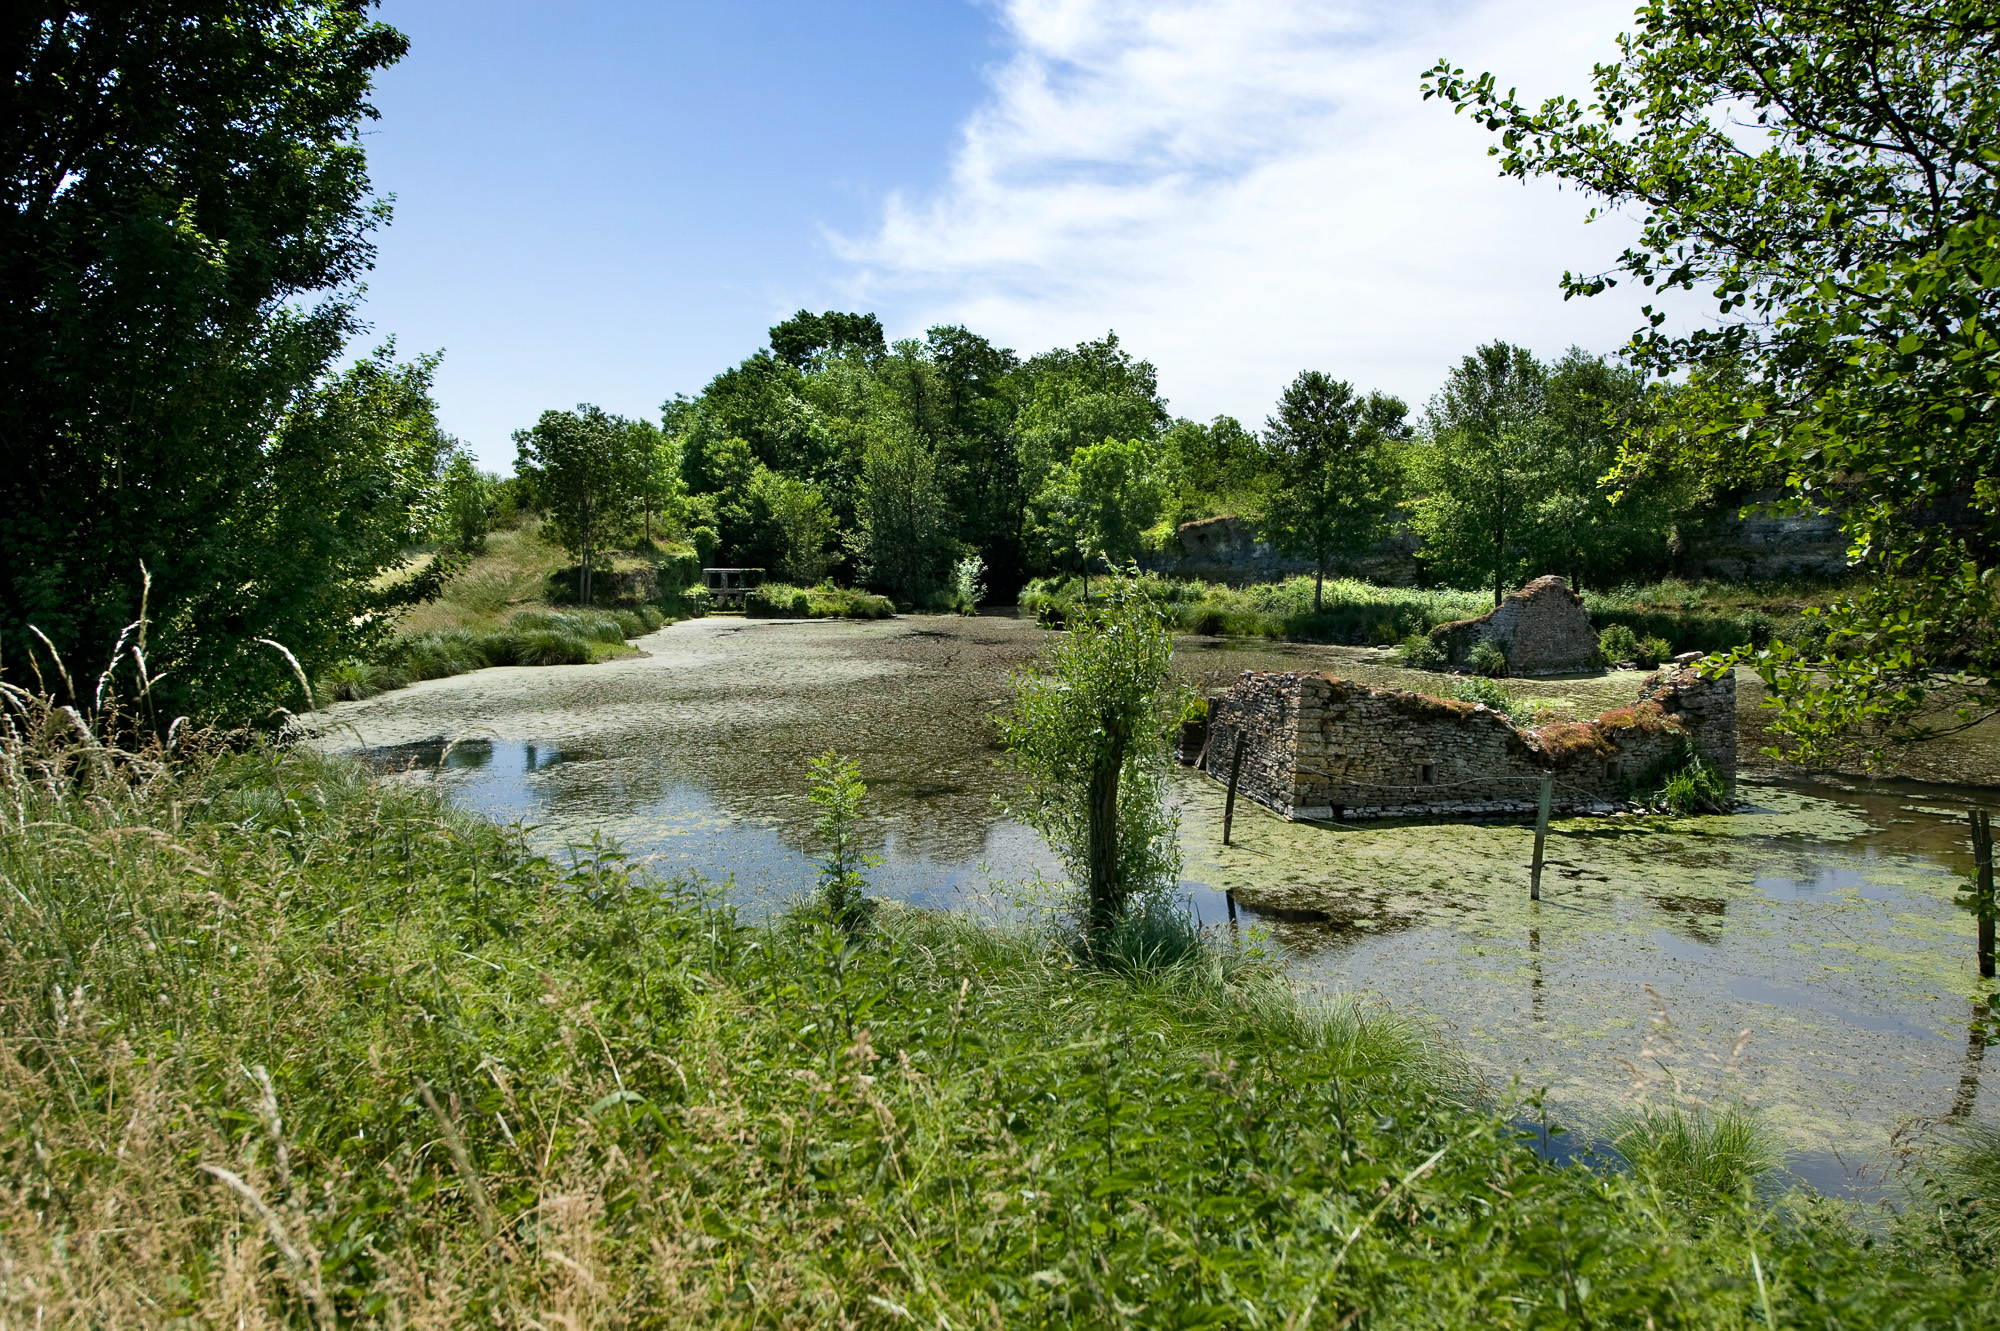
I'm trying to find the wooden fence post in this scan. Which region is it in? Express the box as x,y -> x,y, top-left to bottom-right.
1222,735 -> 1246,847
1530,774 -> 1553,902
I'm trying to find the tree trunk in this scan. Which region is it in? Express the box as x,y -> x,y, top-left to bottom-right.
1085,729 -> 1127,939
580,527 -> 593,607
1493,521 -> 1505,607
1314,564 -> 1324,614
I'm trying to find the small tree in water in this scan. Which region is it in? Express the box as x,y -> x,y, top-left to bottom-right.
807,750 -> 875,933
998,570 -> 1181,945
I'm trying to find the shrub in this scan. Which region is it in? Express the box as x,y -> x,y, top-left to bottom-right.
1400,633 -> 1446,670
1089,893 -> 1207,974
1468,638 -> 1509,678
806,751 -> 875,933
1659,749 -> 1731,814
744,583 -> 896,619
1179,695 -> 1209,725
1598,623 -> 1641,664
680,585 -> 711,618
1607,1104 -> 1778,1208
1450,676 -> 1514,715
1636,634 -> 1673,669
949,554 -> 986,615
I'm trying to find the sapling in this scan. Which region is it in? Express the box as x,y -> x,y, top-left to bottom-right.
807,750 -> 876,932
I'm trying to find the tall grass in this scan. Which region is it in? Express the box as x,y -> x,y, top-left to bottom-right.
318,608 -> 669,701
1607,1104 -> 1781,1207
743,582 -> 896,619
2,688 -> 1995,1323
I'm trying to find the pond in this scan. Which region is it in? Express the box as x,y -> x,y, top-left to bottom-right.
312,614 -> 2000,1200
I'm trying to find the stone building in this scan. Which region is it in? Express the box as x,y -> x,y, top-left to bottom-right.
1200,662 -> 1735,821
1429,575 -> 1599,675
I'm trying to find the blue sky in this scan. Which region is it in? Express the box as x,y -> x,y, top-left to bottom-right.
362,0 -> 1666,470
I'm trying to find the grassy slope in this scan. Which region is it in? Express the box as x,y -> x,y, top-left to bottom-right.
3,726 -> 1995,1325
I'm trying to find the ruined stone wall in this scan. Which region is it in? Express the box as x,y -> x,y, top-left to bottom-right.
1201,665 -> 1735,821
1430,575 -> 1598,675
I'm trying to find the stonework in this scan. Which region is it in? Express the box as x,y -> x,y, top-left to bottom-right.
1429,575 -> 1599,675
1200,663 -> 1735,822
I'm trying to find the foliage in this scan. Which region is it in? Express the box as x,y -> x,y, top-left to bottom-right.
1648,740 -> 1733,815
948,553 -> 986,615
1598,622 -> 1641,665
1468,639 -> 1510,678
997,572 -> 1180,941
1425,0 -> 2000,766
0,0 -> 417,725
806,751 -> 876,932
513,405 -> 650,606
768,308 -> 886,369
1607,1104 -> 1778,1208
1449,675 -> 1515,714
438,449 -> 493,553
1637,635 -> 1673,670
1260,371 -> 1409,611
1400,633 -> 1448,670
1178,694 -> 1209,725
2,709 -> 1997,1322
853,421 -> 956,605
742,583 -> 895,620
1032,436 -> 1164,591
1157,413 -> 1269,526
751,467 -> 836,585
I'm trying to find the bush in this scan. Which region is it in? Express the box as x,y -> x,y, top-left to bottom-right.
1659,749 -> 1731,814
1607,1104 -> 1778,1208
480,629 -> 592,667
1468,638 -> 1509,678
1636,634 -> 1673,669
1598,623 -> 1641,664
1450,676 -> 1514,714
745,583 -> 895,619
1179,695 -> 1209,725
1400,633 -> 1446,670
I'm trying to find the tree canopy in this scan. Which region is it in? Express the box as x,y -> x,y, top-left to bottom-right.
1,1 -> 419,720
1426,0 -> 2000,763
1260,373 -> 1409,612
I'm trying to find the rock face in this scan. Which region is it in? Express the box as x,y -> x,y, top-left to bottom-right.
1200,663 -> 1735,822
1430,576 -> 1598,675
1141,515 -> 1422,587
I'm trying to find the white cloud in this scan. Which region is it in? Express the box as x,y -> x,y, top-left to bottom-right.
834,0 -> 1664,421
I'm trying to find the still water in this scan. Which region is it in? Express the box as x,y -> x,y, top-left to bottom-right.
314,614 -> 1999,1197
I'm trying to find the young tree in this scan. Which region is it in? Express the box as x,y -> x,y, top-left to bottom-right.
0,2 -> 414,720
752,468 -> 836,584
1260,373 -> 1409,612
632,419 -> 681,545
438,449 -> 492,553
1033,437 -> 1164,599
1427,0 -> 2000,761
513,405 -> 640,606
997,575 -> 1179,942
1408,343 -> 1550,604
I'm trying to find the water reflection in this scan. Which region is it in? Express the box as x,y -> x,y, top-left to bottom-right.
316,616 -> 2000,1189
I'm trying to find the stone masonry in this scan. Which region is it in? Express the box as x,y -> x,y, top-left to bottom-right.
1200,663 -> 1735,821
1429,575 -> 1599,675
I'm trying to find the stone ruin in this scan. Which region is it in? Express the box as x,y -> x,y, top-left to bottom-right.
1429,575 -> 1599,675
1200,662 -> 1735,822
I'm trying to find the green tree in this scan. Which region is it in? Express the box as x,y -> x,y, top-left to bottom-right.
1531,349 -> 1683,590
997,574 -> 1179,942
438,449 -> 492,553
752,468 -> 836,585
1260,373 -> 1408,612
1425,0 -> 2000,762
768,309 -> 886,370
1033,437 -> 1164,598
0,1 -> 413,720
1409,343 -> 1550,604
1012,332 -> 1169,510
1158,414 -> 1267,525
632,419 -> 680,545
853,424 -> 955,605
513,405 -> 641,606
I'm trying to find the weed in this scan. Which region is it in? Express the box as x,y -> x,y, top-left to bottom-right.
1607,1104 -> 1780,1207
1468,638 -> 1509,678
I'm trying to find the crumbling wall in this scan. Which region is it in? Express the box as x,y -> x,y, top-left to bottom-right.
1201,664 -> 1735,821
1429,575 -> 1599,675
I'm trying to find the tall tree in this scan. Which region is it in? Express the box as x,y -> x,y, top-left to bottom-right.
1427,0 -> 2000,763
1158,414 -> 1267,526
1034,437 -> 1165,598
513,405 -> 641,606
0,1 -> 414,720
768,309 -> 886,370
751,468 -> 836,585
1260,373 -> 1408,612
854,424 -> 955,605
1409,343 -> 1550,605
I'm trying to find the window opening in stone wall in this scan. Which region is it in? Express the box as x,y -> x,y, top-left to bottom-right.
1421,763 -> 1435,785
